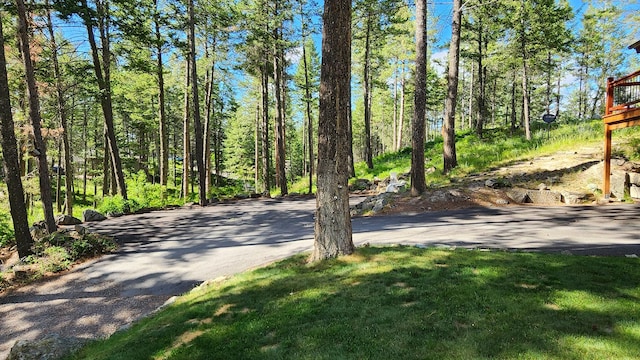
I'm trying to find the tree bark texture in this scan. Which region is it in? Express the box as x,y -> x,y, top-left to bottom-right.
411,0 -> 427,195
0,17 -> 33,258
311,0 -> 354,262
363,12 -> 373,169
443,0 -> 461,174
15,0 -> 57,233
273,23 -> 287,195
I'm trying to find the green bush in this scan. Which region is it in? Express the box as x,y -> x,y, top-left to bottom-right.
0,212 -> 15,248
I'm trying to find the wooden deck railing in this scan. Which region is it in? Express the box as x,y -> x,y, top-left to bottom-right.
606,70 -> 640,115
603,69 -> 640,198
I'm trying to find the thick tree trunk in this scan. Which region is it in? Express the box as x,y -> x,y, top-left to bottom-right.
411,0 -> 427,195
311,0 -> 354,262
0,18 -> 33,258
443,0 -> 461,174
16,0 -> 56,232
204,42 -> 214,194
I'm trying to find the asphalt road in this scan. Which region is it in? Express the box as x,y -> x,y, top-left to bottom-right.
1,197 -> 640,358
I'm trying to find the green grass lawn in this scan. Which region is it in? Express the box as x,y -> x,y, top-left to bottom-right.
69,247 -> 640,360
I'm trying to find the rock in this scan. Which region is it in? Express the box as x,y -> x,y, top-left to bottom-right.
485,179 -> 497,188
350,178 -> 371,191
609,171 -> 629,199
505,188 -> 562,204
8,334 -> 90,360
495,199 -> 509,205
586,183 -> 600,193
561,191 -> 591,205
537,183 -> 548,191
629,172 -> 640,186
526,189 -> 562,204
55,214 -> 82,226
82,209 -> 107,222
425,167 -> 436,174
505,188 -> 531,203
74,225 -> 87,235
630,185 -> 640,199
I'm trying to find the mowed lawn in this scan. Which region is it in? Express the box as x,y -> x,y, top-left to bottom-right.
69,247 -> 640,360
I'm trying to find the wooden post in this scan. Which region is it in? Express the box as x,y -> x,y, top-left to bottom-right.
605,77 -> 614,116
604,124 -> 612,199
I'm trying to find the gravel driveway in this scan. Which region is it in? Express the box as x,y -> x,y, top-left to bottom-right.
2,197 -> 640,358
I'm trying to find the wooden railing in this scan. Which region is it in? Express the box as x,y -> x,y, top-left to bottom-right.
606,69 -> 640,116
603,69 -> 640,198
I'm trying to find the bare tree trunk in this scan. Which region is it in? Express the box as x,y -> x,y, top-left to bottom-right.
204,41 -> 215,194
312,0 -> 354,261
273,21 -> 287,195
443,0 -> 461,174
0,18 -> 33,258
520,0 -> 531,141
392,60 -> 398,151
397,65 -> 405,149
302,39 -> 314,195
188,0 -> 207,206
363,12 -> 374,169
261,61 -> 271,196
15,0 -> 56,232
154,0 -> 168,189
255,105 -> 260,192
182,60 -> 191,199
81,0 -> 127,199
46,4 -> 74,216
411,0 -> 427,195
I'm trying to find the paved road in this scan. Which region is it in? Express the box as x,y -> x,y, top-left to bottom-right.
2,197 -> 640,358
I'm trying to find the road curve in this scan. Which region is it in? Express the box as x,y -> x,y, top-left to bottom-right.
2,197 -> 640,358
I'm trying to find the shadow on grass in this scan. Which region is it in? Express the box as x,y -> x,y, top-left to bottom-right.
70,247 -> 640,360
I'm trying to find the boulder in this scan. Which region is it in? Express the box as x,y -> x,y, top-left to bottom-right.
82,209 -> 106,222
8,334 -> 90,360
629,172 -> 640,186
561,191 -> 591,205
55,214 -> 82,226
609,171 -> 629,199
631,184 -> 640,199
505,188 -> 531,203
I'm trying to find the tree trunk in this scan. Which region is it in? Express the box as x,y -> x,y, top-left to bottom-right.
261,60 -> 271,196
46,4 -> 74,216
475,8 -> 485,137
397,64 -> 405,149
520,0 -> 531,140
82,0 -> 127,199
154,0 -> 168,188
204,41 -> 215,194
411,0 -> 427,195
0,18 -> 33,258
443,0 -> 461,174
311,0 -> 354,262
302,39 -> 314,194
182,60 -> 190,199
363,12 -> 373,169
188,0 -> 207,206
273,21 -> 287,195
15,0 -> 56,232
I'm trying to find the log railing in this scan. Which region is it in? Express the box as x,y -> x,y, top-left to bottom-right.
603,69 -> 640,198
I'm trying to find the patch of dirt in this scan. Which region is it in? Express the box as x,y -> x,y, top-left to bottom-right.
372,146 -> 636,216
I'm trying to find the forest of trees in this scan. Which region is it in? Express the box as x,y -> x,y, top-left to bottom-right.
0,0 -> 639,258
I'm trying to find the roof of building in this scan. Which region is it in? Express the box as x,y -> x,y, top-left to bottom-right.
630,40 -> 640,53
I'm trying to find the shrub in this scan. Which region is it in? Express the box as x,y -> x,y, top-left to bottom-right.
0,212 -> 15,248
